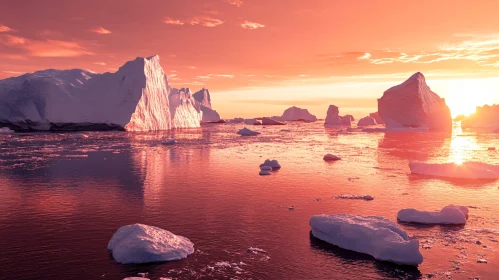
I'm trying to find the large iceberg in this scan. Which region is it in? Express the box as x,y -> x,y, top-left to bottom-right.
309,214 -> 423,266
461,104 -> 499,129
324,105 -> 351,126
409,161 -> 499,179
397,205 -> 468,225
280,106 -> 317,122
107,223 -> 194,264
378,72 -> 452,131
192,88 -> 221,123
0,55 -> 203,131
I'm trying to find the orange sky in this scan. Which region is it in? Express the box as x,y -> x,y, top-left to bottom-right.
1,0 -> 499,118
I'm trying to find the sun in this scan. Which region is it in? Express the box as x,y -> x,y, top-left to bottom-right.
444,79 -> 496,118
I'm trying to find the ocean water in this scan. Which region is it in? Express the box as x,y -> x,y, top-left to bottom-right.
0,122 -> 498,280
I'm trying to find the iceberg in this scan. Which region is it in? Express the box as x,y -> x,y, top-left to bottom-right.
262,117 -> 285,125
107,223 -> 194,264
229,118 -> 244,124
0,127 -> 14,133
192,88 -> 221,123
357,116 -> 377,127
309,214 -> 423,266
237,127 -> 261,136
378,72 -> 452,131
409,161 -> 499,179
461,104 -> 499,129
323,154 -> 341,161
397,205 -> 468,225
280,106 -> 317,122
324,105 -> 352,126
244,118 -> 259,125
369,112 -> 385,125
260,159 -> 281,169
0,55 -> 203,131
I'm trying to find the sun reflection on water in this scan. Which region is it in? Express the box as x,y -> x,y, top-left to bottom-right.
449,126 -> 478,165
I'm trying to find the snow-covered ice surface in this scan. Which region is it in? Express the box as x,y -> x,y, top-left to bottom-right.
409,161 -> 499,179
310,214 -> 423,265
107,223 -> 194,264
397,205 -> 469,225
2,123 -> 499,279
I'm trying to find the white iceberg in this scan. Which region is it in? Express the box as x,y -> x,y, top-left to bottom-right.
333,194 -> 374,201
280,106 -> 317,122
378,72 -> 452,131
262,117 -> 285,125
192,88 -> 221,122
237,127 -> 261,136
0,127 -> 14,133
0,55 -> 203,131
323,154 -> 341,161
397,205 -> 468,225
309,214 -> 423,266
357,116 -> 377,127
260,159 -> 281,169
409,161 -> 499,179
107,223 -> 194,264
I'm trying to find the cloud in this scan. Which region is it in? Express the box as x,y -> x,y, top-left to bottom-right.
2,70 -> 24,75
197,75 -> 211,80
163,17 -> 184,25
89,27 -> 111,34
225,0 -> 243,7
240,21 -> 265,30
0,24 -> 15,33
93,62 -> 106,65
197,74 -> 234,79
357,52 -> 371,60
2,35 -> 27,45
187,66 -> 197,69
189,16 -> 224,27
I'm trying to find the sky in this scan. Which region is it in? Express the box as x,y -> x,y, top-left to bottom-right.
1,0 -> 499,118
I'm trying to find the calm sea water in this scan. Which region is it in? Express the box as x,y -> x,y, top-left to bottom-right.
1,122 -> 498,280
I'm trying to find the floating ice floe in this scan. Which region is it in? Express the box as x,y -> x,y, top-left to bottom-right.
323,154 -> 341,161
397,205 -> 469,225
247,247 -> 267,254
477,258 -> 488,263
259,170 -> 271,176
260,159 -> 281,169
107,223 -> 194,264
261,117 -> 285,125
409,161 -> 499,179
237,127 -> 261,136
0,127 -> 14,133
309,214 -> 423,266
71,133 -> 89,139
333,194 -> 374,201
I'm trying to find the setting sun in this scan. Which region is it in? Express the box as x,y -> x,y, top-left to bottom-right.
443,78 -> 499,118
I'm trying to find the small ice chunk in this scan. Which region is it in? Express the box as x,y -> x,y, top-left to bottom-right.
71,133 -> 88,139
215,261 -> 232,268
107,224 -> 194,264
0,127 -> 14,133
397,205 -> 469,225
247,247 -> 267,254
333,194 -> 373,201
259,170 -> 271,176
309,214 -> 423,266
477,258 -> 487,263
288,206 -> 294,210
323,154 -> 341,161
260,165 -> 272,171
260,159 -> 281,169
237,127 -> 261,136
409,161 -> 499,179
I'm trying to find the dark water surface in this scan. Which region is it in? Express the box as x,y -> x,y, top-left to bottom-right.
1,123 -> 498,279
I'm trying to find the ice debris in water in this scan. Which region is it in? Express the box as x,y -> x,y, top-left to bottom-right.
309,214 -> 423,266
161,138 -> 177,145
260,159 -> 281,169
71,133 -> 88,139
237,127 -> 261,136
323,154 -> 341,161
259,170 -> 271,176
409,161 -> 499,179
107,223 -> 194,264
333,194 -> 374,201
397,205 -> 469,225
247,247 -> 267,254
477,258 -> 487,263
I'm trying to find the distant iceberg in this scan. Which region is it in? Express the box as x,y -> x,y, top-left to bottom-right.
0,127 -> 14,133
324,105 -> 352,126
378,72 -> 452,131
107,223 -> 194,264
280,106 -> 317,122
310,214 -> 423,266
357,116 -> 377,127
192,88 -> 221,123
237,127 -> 261,136
0,55 -> 205,131
461,104 -> 499,130
409,161 -> 499,179
397,205 -> 468,225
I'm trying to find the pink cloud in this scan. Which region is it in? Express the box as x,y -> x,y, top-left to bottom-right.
93,62 -> 106,65
26,40 -> 94,57
89,27 -> 111,34
240,21 -> 265,29
189,16 -> 224,27
225,0 -> 243,7
0,24 -> 15,33
163,17 -> 184,25
3,35 -> 28,45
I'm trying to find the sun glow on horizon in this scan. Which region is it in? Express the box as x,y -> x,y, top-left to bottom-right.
442,78 -> 499,118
